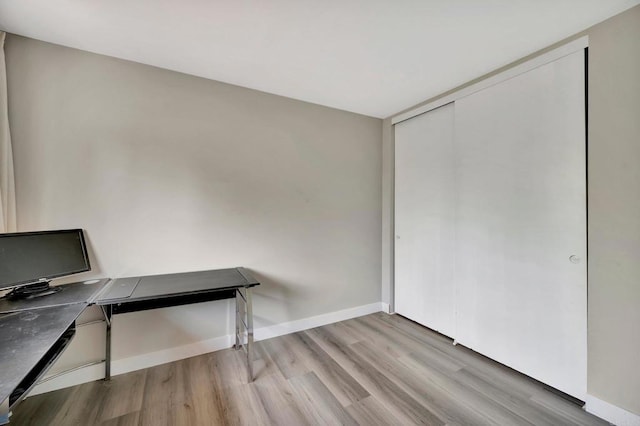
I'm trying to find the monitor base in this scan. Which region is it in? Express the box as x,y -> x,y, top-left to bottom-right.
5,281 -> 61,301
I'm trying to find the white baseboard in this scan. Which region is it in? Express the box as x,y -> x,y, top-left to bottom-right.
381,302 -> 392,314
585,394 -> 640,426
111,334 -> 234,376
254,302 -> 382,341
29,334 -> 233,396
28,301 -> 383,397
29,364 -> 106,396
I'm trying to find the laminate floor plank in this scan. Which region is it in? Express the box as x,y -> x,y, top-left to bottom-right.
353,315 -> 434,357
208,347 -> 252,389
47,380 -> 109,425
337,317 -> 409,358
289,332 -> 370,406
172,356 -> 226,425
451,367 -> 575,426
376,312 -> 557,401
207,350 -> 268,424
10,313 -> 610,426
374,313 -> 609,426
216,383 -> 272,426
100,411 -> 140,426
7,386 -> 74,425
138,360 -> 208,425
140,361 -> 189,411
358,314 -> 466,372
530,395 -> 611,426
345,396 -> 401,426
348,339 -> 501,426
392,349 -> 534,426
259,334 -> 312,380
95,369 -> 147,423
321,321 -> 365,346
288,372 -> 358,426
305,327 -> 445,425
136,396 -> 211,426
252,372 -> 311,426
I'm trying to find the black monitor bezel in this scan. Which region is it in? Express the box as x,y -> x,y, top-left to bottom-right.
0,228 -> 91,291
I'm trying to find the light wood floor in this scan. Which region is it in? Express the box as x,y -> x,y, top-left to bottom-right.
11,312 -> 609,425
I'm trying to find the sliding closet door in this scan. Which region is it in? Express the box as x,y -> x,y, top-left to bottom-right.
454,51 -> 587,398
395,103 -> 455,338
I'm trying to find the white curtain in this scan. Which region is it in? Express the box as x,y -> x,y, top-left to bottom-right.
0,31 -> 16,233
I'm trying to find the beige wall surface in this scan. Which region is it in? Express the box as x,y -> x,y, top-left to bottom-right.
5,35 -> 382,369
586,5 -> 640,414
382,5 -> 640,416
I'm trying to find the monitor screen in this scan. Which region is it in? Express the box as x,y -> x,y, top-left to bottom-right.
0,229 -> 91,291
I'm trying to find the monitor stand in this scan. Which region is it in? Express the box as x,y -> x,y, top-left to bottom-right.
5,281 -> 61,301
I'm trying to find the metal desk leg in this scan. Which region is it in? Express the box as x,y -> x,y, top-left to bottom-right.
246,287 -> 254,383
100,305 -> 112,381
234,290 -> 240,350
234,287 -> 254,382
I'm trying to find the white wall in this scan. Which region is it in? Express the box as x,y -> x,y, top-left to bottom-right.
5,35 -> 382,388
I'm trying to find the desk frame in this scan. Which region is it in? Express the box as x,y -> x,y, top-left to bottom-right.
0,279 -> 110,425
97,269 -> 257,383
234,287 -> 254,380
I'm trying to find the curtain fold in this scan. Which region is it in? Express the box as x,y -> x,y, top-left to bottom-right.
0,31 -> 16,233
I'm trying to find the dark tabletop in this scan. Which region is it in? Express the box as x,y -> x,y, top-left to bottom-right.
0,279 -> 110,314
0,303 -> 87,408
96,267 -> 259,305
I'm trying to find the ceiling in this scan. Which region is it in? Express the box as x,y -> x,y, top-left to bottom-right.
1,1 -> 638,118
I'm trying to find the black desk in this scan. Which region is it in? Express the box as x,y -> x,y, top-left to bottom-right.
0,268 -> 259,424
95,267 -> 259,382
0,279 -> 109,425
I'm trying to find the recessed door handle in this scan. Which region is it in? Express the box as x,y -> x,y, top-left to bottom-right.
569,255 -> 581,264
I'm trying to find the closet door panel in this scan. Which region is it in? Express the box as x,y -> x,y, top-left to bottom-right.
454,51 -> 587,398
394,103 -> 456,337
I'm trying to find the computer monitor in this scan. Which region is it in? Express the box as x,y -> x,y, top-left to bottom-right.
0,229 -> 91,299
